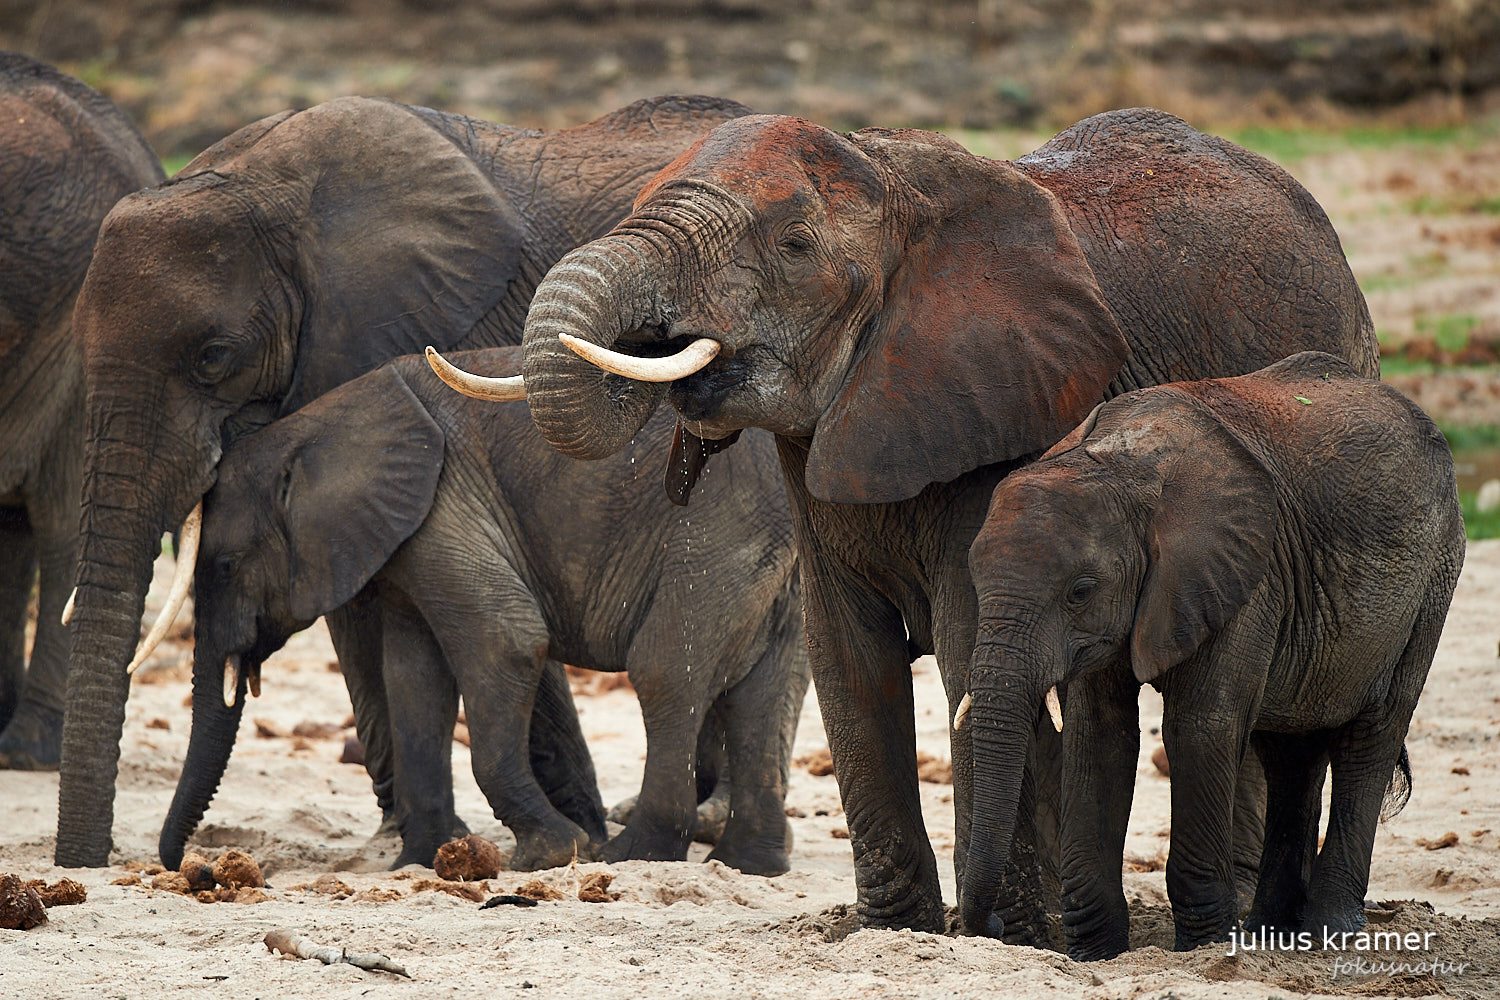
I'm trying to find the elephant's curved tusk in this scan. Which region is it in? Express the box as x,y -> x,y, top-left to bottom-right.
425,346 -> 526,401
558,333 -> 720,383
223,654 -> 239,708
953,691 -> 973,732
1045,686 -> 1063,733
126,500 -> 201,676
61,586 -> 76,626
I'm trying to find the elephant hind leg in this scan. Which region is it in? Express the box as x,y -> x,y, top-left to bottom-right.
1245,730 -> 1327,932
705,600 -> 809,876
0,509 -> 36,736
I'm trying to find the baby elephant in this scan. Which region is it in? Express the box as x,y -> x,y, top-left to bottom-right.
163,347 -> 808,877
959,351 -> 1462,957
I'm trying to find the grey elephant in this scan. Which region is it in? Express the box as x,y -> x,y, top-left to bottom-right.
436,108 -> 1380,941
962,351 -> 1462,956
162,347 -> 807,877
0,52 -> 163,768
58,92 -> 752,865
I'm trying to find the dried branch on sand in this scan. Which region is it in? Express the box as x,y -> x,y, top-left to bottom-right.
263,928 -> 410,978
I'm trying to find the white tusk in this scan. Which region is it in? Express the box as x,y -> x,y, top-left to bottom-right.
1046,686 -> 1063,732
425,346 -> 527,401
558,333 -> 720,382
223,655 -> 238,708
953,692 -> 973,732
61,587 -> 76,626
126,500 -> 201,676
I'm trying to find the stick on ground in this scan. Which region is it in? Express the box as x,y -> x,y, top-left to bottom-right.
263,928 -> 410,977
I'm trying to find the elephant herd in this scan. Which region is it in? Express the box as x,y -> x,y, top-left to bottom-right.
0,48 -> 1462,961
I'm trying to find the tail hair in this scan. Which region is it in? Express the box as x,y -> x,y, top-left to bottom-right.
1379,744 -> 1413,822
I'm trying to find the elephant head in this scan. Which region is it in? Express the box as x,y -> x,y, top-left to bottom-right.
60,97 -> 522,865
499,115 -> 1127,504
159,365 -> 444,868
956,386 -> 1277,936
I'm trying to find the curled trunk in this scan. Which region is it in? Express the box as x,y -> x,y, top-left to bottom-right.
520,235 -> 669,459
159,649 -> 246,869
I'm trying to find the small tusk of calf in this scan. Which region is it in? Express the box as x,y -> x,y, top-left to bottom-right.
1046,686 -> 1063,732
953,691 -> 973,732
223,657 -> 238,708
61,586 -> 76,626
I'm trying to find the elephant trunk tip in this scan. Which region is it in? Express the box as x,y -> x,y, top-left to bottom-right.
960,892 -> 1005,939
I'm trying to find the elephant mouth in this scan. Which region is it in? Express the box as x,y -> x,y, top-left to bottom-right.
667,353 -> 751,423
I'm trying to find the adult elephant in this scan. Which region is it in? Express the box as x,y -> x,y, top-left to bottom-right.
0,52 -> 163,769
57,92 -> 751,866
467,109 -> 1378,937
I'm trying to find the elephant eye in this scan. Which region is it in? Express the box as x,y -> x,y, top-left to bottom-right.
1067,576 -> 1098,606
194,341 -> 235,384
779,225 -> 816,257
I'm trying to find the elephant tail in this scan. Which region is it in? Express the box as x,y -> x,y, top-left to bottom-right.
1379,744 -> 1412,822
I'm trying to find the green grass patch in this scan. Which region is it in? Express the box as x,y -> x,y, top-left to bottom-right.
1226,122 -> 1498,165
1416,313 -> 1480,353
1438,422 -> 1500,452
1460,490 -> 1500,540
162,154 -> 195,177
1408,193 -> 1500,216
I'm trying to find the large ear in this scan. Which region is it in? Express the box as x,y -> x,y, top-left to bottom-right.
213,98 -> 527,411
805,134 -> 1129,503
1126,394 -> 1278,682
280,366 -> 445,621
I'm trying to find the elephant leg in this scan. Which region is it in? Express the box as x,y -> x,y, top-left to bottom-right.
803,561 -> 944,932
0,486 -> 76,770
1245,730 -> 1327,932
706,593 -> 808,876
379,603 -> 460,869
1231,749 -> 1268,916
1161,680 -> 1257,951
609,712 -> 733,843
456,647 -> 592,872
527,658 -> 608,846
1059,668 -> 1139,961
0,508 -> 35,737
325,590 -> 397,828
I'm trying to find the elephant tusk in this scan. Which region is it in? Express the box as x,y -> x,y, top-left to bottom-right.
223,654 -> 239,708
953,691 -> 973,732
247,666 -> 260,699
61,586 -> 76,626
1046,686 -> 1063,732
425,346 -> 527,401
126,500 -> 201,676
558,333 -> 720,383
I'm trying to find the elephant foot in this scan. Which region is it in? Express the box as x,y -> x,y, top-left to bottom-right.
1304,901 -> 1367,944
1062,892 -> 1130,960
0,703 -> 62,770
511,820 -> 592,872
609,794 -> 730,846
706,817 -> 792,877
375,811 -> 468,843
599,818 -> 692,864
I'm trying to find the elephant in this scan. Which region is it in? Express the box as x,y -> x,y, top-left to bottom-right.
0,52 -> 163,768
163,347 -> 806,877
960,351 -> 1463,956
442,108 -> 1381,940
57,92 -> 752,866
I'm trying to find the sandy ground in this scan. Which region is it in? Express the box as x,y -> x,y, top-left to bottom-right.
1,538 -> 1497,1000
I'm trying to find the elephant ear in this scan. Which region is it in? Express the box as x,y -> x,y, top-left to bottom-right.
805,134 -> 1129,503
279,366 -> 445,621
269,97 -> 526,410
1126,393 -> 1278,683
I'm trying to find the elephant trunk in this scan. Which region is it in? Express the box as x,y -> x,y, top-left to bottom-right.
159,649 -> 246,869
959,652 -> 1049,938
55,389 -> 211,867
520,234 -> 669,460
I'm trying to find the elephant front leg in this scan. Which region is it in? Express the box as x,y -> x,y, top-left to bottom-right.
1161,681 -> 1257,951
527,659 -> 608,846
0,510 -> 36,739
805,566 -> 944,932
0,505 -> 72,770
325,591 -> 396,827
1060,668 -> 1139,961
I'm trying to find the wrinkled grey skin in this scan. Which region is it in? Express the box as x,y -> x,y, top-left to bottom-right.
0,52 -> 162,769
164,348 -> 807,876
965,352 -> 1463,957
516,109 -> 1379,940
60,93 -> 751,865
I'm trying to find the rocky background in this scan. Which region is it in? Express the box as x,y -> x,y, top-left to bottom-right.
1,0 -> 1496,158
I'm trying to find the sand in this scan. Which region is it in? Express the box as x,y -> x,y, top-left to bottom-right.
1,539 -> 1497,1000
